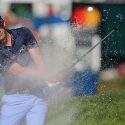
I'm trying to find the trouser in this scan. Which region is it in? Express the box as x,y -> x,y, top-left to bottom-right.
0,94 -> 48,125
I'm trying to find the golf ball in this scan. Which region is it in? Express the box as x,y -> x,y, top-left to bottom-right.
87,7 -> 93,12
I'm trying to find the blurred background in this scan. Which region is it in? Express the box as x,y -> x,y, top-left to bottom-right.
0,0 -> 124,95
0,0 -> 125,96
0,0 -> 125,125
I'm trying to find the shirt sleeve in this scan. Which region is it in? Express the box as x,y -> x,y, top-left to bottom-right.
23,27 -> 39,49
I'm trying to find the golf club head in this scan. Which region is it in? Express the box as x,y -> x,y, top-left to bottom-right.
116,14 -> 124,24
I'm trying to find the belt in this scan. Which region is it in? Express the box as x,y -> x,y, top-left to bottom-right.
6,89 -> 31,95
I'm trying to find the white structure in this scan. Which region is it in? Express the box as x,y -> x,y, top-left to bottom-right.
0,0 -> 72,17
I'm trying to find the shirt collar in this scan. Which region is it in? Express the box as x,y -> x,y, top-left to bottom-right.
7,29 -> 17,46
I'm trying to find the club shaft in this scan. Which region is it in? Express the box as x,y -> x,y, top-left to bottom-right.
69,24 -> 121,70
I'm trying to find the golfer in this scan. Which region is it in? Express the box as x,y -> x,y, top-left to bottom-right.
0,16 -> 48,125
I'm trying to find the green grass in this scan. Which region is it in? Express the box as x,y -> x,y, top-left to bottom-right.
72,95 -> 125,125
45,94 -> 125,125
98,76 -> 125,95
45,76 -> 125,125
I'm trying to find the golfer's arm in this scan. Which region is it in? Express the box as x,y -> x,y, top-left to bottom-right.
8,63 -> 42,79
7,47 -> 43,77
8,63 -> 59,81
8,47 -> 63,81
28,47 -> 44,70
